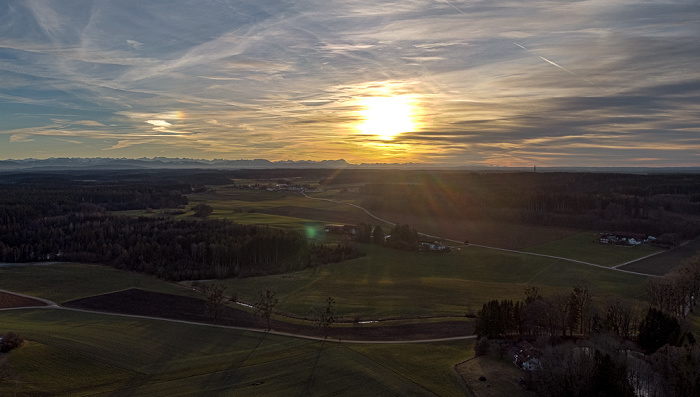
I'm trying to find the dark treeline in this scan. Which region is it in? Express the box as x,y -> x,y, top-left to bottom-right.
0,178 -> 362,280
476,258 -> 700,396
353,222 -> 447,252
646,257 -> 700,321
0,213 -> 309,280
475,257 -> 700,343
354,172 -> 700,238
0,180 -> 189,220
475,286 -> 601,339
528,336 -> 700,397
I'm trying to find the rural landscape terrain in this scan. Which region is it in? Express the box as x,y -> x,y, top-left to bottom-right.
2,0 -> 699,394
1,166 -> 700,396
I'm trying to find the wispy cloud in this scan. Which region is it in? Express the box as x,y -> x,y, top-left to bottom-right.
0,0 -> 698,165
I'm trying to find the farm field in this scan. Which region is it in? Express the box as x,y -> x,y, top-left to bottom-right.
185,186 -> 583,250
221,244 -> 650,320
0,309 -> 472,396
0,263 -> 201,304
0,291 -> 47,309
522,232 -> 663,267
619,236 -> 700,275
0,179 -> 679,396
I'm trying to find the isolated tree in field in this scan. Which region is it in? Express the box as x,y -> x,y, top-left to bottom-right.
192,203 -> 213,218
255,287 -> 278,330
203,282 -> 228,323
313,296 -> 336,338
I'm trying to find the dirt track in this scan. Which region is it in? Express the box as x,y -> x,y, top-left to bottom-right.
63,288 -> 475,341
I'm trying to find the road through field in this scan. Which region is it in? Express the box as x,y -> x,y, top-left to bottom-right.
301,191 -> 658,277
0,288 -> 475,344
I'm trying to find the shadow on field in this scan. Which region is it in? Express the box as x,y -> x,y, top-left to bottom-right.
63,288 -> 474,341
299,340 -> 326,397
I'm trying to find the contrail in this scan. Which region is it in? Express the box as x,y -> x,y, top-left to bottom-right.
514,41 -> 599,87
439,2 -> 605,91
440,0 -> 467,15
514,42 -> 575,75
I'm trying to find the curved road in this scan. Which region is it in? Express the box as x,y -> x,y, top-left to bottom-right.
301,190 -> 659,277
0,192 -> 658,345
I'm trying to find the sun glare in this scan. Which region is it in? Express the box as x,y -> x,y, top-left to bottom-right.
357,96 -> 416,140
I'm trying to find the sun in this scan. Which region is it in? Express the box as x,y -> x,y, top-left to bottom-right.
357,96 -> 416,140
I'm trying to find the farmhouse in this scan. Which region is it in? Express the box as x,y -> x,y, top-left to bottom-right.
418,240 -> 449,252
597,232 -> 649,246
510,341 -> 542,371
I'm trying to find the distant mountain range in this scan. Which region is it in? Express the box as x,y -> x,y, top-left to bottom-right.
0,157 -> 698,173
0,157 -> 354,170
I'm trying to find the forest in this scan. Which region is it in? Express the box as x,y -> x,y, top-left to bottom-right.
355,172 -> 700,238
0,176 -> 361,280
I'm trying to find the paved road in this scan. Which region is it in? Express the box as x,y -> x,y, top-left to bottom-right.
302,190 -> 659,277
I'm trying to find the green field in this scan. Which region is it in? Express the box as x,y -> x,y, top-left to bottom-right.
0,309 -> 472,396
0,263 -> 200,304
0,186 -> 671,395
523,232 -> 663,267
221,244 -> 650,320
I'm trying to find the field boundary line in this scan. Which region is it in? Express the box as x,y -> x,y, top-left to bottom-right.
301,191 -> 659,278
0,290 -> 476,344
0,288 -> 59,307
613,249 -> 668,269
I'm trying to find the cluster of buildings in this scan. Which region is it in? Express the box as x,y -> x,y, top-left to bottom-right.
597,232 -> 655,246
323,224 -> 449,252
510,341 -> 542,371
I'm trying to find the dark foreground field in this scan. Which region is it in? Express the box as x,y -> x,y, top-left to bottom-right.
64,289 -> 474,341
0,291 -> 47,309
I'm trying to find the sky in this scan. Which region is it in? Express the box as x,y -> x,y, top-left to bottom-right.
1,0 -> 699,167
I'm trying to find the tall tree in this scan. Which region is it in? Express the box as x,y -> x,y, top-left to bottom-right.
192,203 -> 213,218
254,287 -> 279,330
313,297 -> 336,338
203,282 -> 228,323
372,225 -> 384,244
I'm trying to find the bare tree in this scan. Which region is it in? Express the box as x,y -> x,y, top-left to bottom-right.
203,282 -> 228,323
546,293 -> 571,337
568,285 -> 592,335
254,287 -> 279,330
604,297 -> 639,338
313,297 -> 336,338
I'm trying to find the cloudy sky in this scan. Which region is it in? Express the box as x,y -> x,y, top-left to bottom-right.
1,0 -> 699,166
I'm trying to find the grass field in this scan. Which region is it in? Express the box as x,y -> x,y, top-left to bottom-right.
0,186 -> 668,395
221,244 -> 650,320
184,187 -> 582,251
523,232 -> 663,267
457,356 -> 534,397
0,263 -> 200,304
0,309 -> 472,396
